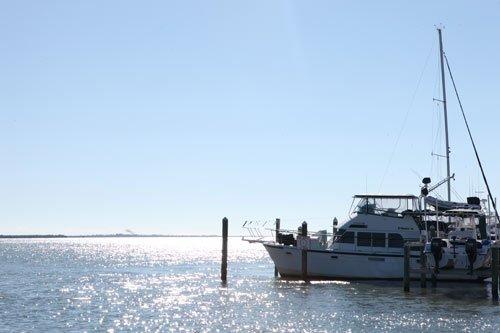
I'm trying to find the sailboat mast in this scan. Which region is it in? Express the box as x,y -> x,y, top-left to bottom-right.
438,28 -> 452,201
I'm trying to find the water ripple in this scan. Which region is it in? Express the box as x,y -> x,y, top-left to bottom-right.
0,237 -> 499,332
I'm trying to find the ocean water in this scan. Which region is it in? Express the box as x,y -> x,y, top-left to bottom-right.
0,237 -> 499,332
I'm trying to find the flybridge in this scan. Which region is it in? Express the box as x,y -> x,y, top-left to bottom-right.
351,195 -> 419,218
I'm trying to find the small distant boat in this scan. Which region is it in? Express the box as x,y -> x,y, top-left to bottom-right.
245,29 -> 499,281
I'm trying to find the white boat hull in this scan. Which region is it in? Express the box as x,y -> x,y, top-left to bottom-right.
264,243 -> 489,281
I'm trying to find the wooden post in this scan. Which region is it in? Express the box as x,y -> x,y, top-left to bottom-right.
221,217 -> 228,283
492,245 -> 499,301
431,241 -> 437,288
420,244 -> 427,288
301,221 -> 308,282
274,218 -> 280,277
403,243 -> 410,292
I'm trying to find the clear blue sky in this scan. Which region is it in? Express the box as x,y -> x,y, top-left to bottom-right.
1,1 -> 500,235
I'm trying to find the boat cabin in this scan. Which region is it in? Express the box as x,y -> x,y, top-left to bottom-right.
332,195 -> 421,253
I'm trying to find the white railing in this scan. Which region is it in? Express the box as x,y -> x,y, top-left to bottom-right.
241,221 -> 275,242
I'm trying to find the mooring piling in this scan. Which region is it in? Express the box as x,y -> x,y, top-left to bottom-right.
274,218 -> 280,277
221,217 -> 228,283
301,221 -> 308,282
403,243 -> 410,292
403,242 -> 426,292
492,243 -> 499,301
420,245 -> 427,288
431,269 -> 437,288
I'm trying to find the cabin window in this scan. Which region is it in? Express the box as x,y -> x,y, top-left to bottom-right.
335,228 -> 346,236
388,233 -> 404,248
372,233 -> 386,247
340,231 -> 354,244
357,232 -> 371,246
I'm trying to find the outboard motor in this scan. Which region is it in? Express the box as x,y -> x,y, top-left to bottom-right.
430,238 -> 445,273
465,238 -> 478,275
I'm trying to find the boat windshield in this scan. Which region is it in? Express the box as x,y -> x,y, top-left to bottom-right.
353,196 -> 416,217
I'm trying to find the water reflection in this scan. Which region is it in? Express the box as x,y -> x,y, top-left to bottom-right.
0,237 -> 498,332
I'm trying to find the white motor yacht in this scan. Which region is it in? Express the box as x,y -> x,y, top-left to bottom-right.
244,28 -> 500,282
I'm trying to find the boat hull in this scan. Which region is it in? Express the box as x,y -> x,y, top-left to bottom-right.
264,243 -> 489,281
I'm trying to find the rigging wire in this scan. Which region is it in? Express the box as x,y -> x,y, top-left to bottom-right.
429,54 -> 443,179
444,54 -> 500,223
430,102 -> 443,185
378,43 -> 435,192
451,185 -> 464,202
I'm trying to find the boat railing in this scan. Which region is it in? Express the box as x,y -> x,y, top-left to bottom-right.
241,221 -> 334,243
241,221 -> 275,243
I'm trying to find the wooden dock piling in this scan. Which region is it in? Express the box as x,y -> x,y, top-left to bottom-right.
420,245 -> 427,288
274,218 -> 280,277
403,243 -> 410,292
492,244 -> 499,301
301,221 -> 308,282
221,217 -> 228,283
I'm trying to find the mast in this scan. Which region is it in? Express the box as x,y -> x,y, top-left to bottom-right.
438,28 -> 452,201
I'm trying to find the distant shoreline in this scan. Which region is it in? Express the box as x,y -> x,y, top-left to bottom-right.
0,234 -> 241,239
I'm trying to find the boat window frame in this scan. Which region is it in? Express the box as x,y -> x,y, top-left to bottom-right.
371,232 -> 386,248
339,231 -> 355,244
356,232 -> 371,247
388,233 -> 405,248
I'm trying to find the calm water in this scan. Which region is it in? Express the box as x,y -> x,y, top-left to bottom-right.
0,237 -> 499,332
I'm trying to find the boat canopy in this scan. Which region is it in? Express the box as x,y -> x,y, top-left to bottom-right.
424,196 -> 481,212
352,195 -> 418,217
